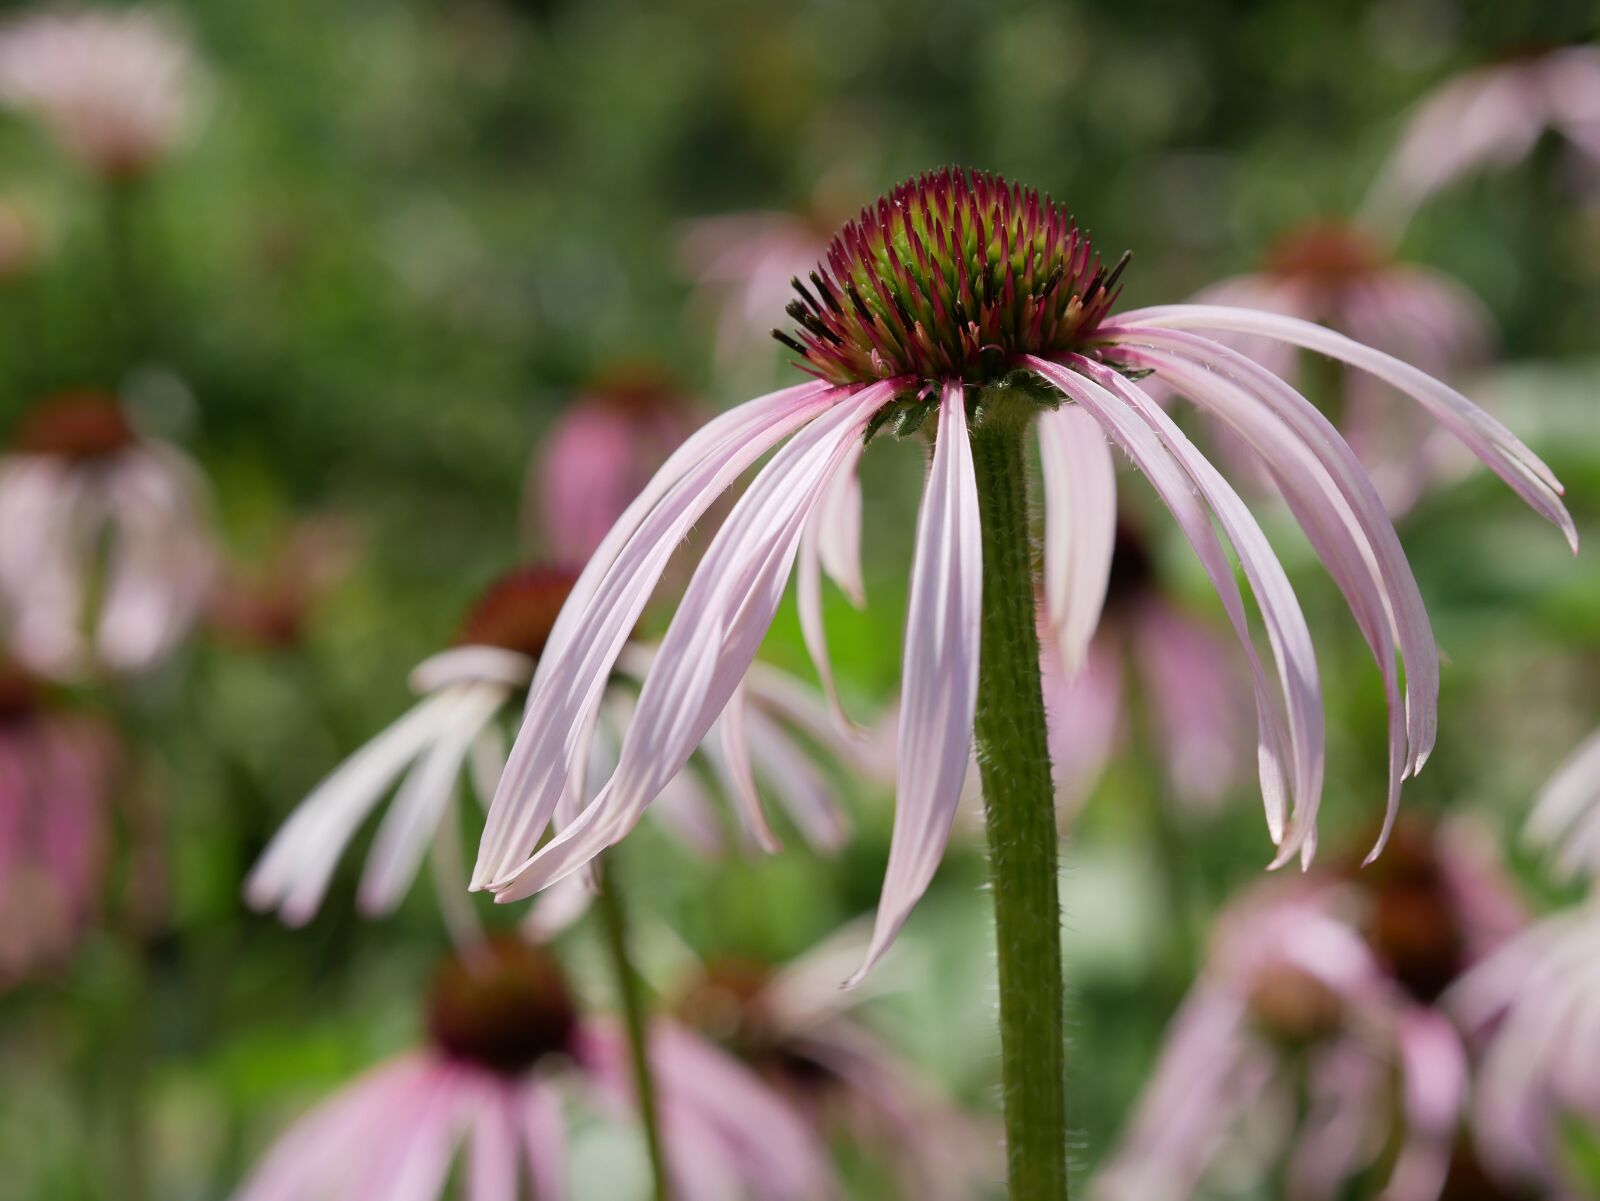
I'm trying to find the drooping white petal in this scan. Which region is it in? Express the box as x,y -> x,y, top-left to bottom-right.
1077,360 -> 1326,866
410,646 -> 536,695
850,383 -> 981,984
1037,403 -> 1117,672
1109,305 -> 1576,550
473,382 -> 842,889
1030,357 -> 1319,861
1111,330 -> 1440,855
359,682 -> 512,916
487,384 -> 895,901
245,688 -> 469,925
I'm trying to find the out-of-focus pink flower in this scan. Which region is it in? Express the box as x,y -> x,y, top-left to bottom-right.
1448,901 -> 1600,1197
0,665 -> 120,989
1365,45 -> 1600,230
1444,730 -> 1600,1195
205,519 -> 357,652
0,391 -> 216,680
680,206 -> 837,369
674,923 -> 999,1200
233,936 -> 837,1201
0,8 -> 199,180
1196,221 -> 1493,513
1346,815 -> 1527,1001
1039,523 -> 1248,816
1092,879 -> 1469,1201
247,567 -> 858,939
474,168 -> 1573,985
530,367 -> 703,565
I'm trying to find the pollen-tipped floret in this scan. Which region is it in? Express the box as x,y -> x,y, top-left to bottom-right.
776,167 -> 1127,388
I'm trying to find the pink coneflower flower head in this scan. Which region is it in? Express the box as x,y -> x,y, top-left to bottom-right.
1365,44 -> 1600,231
473,167 -> 1573,982
0,663 -> 120,989
0,390 -> 215,680
234,936 -> 837,1201
530,365 -> 702,564
0,7 -> 198,180
1039,522 -> 1248,813
1197,220 -> 1493,512
674,929 -> 998,1200
206,519 -> 356,652
248,565 -> 852,934
1092,880 -> 1468,1201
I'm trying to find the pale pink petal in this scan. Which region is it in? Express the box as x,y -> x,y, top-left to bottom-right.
649,1021 -> 838,1201
1380,1009 -> 1466,1201
744,705 -> 848,851
815,436 -> 865,606
850,383 -> 981,984
1526,728 -> 1600,880
474,381 -> 838,889
1037,403 -> 1117,671
1108,306 -> 1576,550
519,1077 -> 568,1201
486,384 -> 893,902
708,683 -> 783,853
360,683 -> 512,916
465,1080 -> 519,1201
245,688 -> 469,925
602,683 -> 725,857
1110,330 -> 1439,854
797,506 -> 862,736
410,646 -> 536,695
1032,357 -> 1321,863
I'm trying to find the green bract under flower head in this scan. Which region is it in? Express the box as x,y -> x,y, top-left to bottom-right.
775,167 -> 1127,389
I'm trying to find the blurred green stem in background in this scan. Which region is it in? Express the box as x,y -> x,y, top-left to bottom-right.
102,178 -> 145,374
970,406 -> 1069,1201
596,852 -> 672,1201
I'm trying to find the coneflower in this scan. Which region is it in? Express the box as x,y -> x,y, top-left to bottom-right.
1364,43 -> 1600,232
230,936 -> 837,1201
473,168 -> 1573,1198
0,391 -> 216,680
0,7 -> 198,181
1446,729 -> 1600,1195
